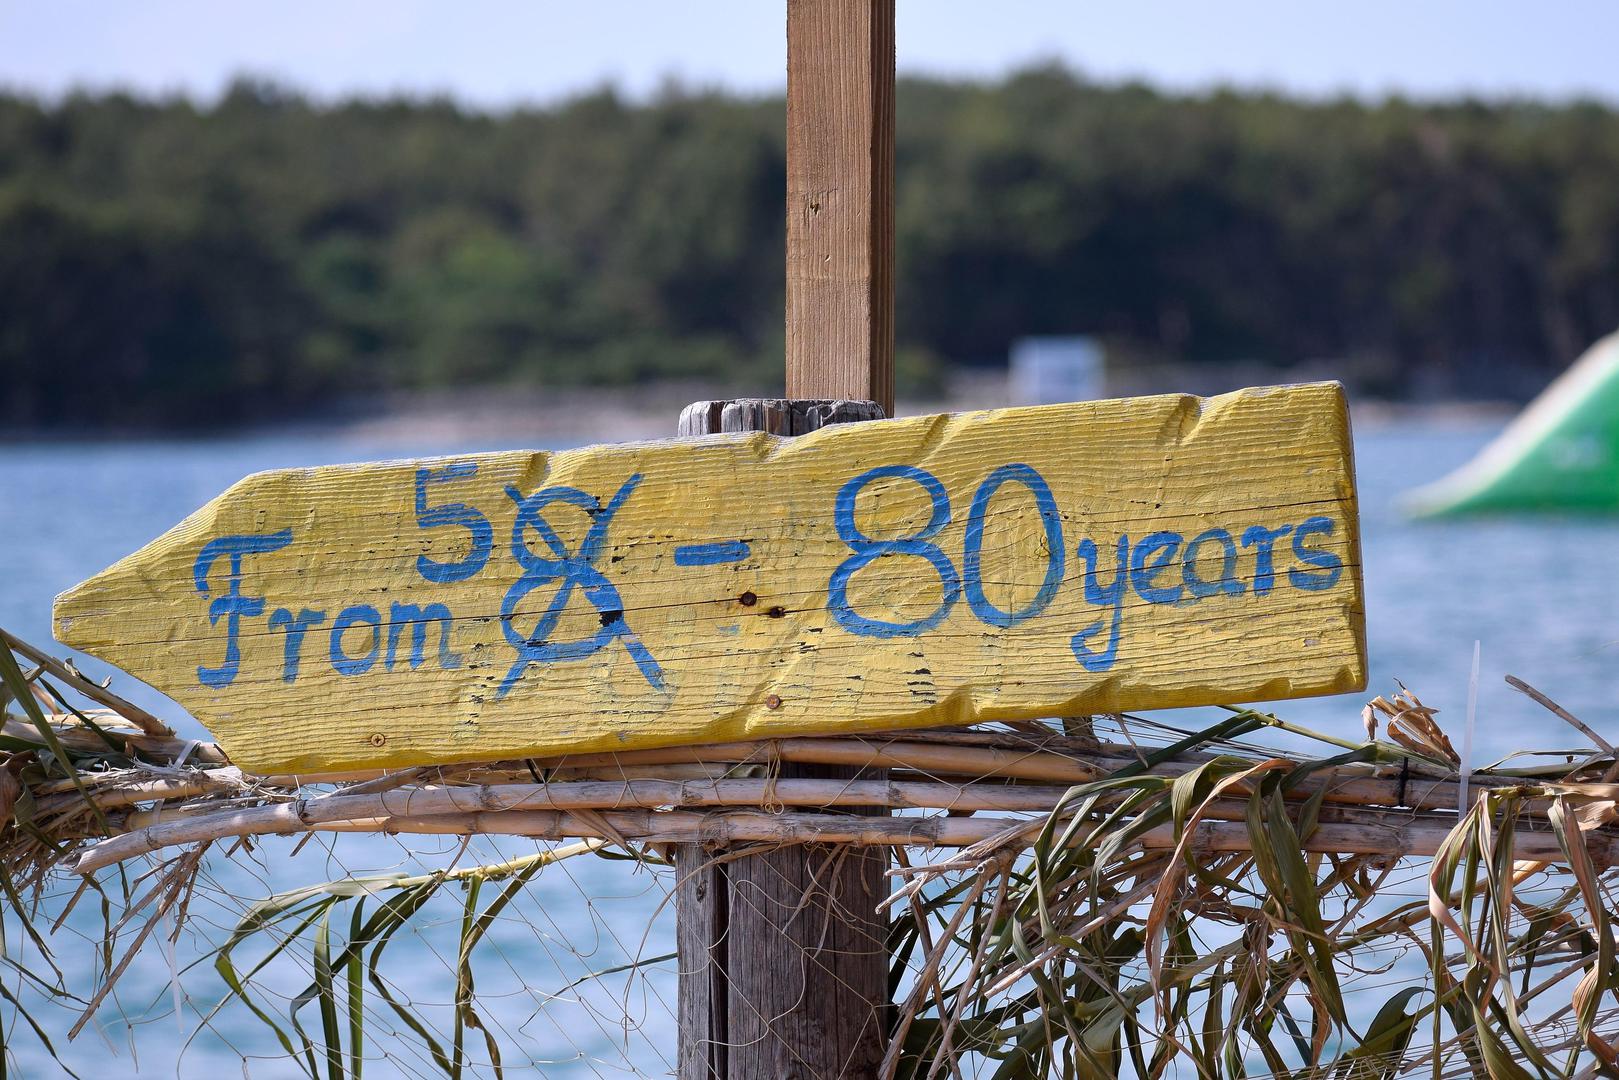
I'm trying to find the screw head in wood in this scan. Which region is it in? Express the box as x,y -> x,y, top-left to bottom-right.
369,733 -> 387,747
764,695 -> 783,710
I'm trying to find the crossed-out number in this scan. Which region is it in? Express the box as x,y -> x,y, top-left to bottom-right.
496,474 -> 666,697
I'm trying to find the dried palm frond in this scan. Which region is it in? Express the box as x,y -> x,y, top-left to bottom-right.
4,625 -> 1619,1077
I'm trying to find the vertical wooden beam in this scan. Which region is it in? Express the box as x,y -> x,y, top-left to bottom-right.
771,6 -> 894,1069
676,842 -> 729,1079
676,4 -> 896,1074
718,775 -> 888,1078
786,0 -> 896,416
673,401 -> 889,1080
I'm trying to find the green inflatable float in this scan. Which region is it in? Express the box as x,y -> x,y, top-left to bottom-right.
1406,331 -> 1619,516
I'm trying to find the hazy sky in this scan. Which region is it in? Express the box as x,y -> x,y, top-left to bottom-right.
1,0 -> 1614,107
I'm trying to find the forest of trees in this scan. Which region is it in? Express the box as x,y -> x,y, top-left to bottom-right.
3,66 -> 1619,430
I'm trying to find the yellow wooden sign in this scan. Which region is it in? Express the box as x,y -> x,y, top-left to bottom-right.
54,383 -> 1365,775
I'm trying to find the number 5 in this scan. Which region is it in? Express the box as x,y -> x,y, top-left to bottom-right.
415,463 -> 493,583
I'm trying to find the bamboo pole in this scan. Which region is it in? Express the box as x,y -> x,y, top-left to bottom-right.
33,774 -> 241,815
48,733 -> 1562,849
25,726 -> 1524,821
76,778 -> 1067,870
74,801 -> 1619,877
70,769 -> 1610,875
0,628 -> 172,738
534,735 -> 1510,815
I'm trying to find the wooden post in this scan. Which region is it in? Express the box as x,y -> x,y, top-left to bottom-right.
674,399 -> 889,1080
676,3 -> 896,1076
786,0 -> 896,417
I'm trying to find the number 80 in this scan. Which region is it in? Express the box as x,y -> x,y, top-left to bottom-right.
827,463 -> 1066,638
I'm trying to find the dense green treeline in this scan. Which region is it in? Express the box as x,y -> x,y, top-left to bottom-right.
3,67 -> 1618,429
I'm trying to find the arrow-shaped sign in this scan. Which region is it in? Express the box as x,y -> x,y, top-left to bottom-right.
54,383 -> 1366,775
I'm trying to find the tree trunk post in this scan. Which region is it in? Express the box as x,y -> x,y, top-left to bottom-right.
675,3 -> 896,1077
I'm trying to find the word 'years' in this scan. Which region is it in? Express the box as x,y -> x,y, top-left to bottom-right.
827,463 -> 1345,671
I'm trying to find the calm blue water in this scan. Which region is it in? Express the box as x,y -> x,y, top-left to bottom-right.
2,420 -> 1617,1076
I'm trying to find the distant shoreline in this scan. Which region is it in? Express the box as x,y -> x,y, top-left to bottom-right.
0,377 -> 1517,448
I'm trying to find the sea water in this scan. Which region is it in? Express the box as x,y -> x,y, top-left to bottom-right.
3,419 -> 1617,1076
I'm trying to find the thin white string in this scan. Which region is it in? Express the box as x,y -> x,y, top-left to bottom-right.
1460,639 -> 1480,816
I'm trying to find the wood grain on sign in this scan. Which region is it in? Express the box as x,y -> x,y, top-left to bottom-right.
53,383 -> 1366,775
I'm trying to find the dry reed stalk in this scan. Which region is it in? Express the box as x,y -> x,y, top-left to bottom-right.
74,774 -> 1619,874
489,735 -> 1510,812
0,719 -> 229,766
82,778 -> 1069,870
32,773 -> 246,814
299,811 -> 1619,863
0,627 -> 172,737
51,730 -> 1581,874
67,770 -> 1393,868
